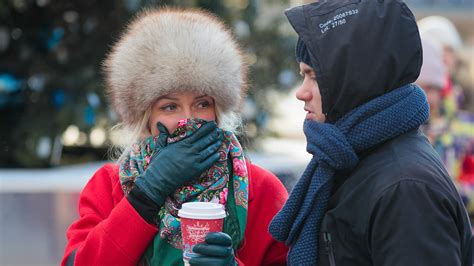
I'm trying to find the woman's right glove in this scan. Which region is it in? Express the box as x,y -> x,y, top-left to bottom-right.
128,121 -> 222,223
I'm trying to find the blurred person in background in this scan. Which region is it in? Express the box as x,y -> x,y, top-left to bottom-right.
62,8 -> 288,266
268,0 -> 473,265
416,36 -> 474,217
418,15 -> 467,116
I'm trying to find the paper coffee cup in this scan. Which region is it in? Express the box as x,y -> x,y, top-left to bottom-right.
178,202 -> 226,264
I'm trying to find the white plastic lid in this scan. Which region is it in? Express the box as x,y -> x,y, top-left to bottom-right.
178,202 -> 226,219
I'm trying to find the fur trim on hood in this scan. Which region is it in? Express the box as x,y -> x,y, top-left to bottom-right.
103,8 -> 247,126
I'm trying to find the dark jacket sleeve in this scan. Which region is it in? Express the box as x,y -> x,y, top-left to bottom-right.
369,179 -> 467,266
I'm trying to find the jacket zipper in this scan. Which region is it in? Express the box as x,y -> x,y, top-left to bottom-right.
323,232 -> 336,266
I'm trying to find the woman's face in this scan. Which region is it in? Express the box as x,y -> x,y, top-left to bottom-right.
149,91 -> 216,135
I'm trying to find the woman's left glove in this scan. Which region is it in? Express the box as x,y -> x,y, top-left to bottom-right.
190,232 -> 237,266
127,122 -> 222,224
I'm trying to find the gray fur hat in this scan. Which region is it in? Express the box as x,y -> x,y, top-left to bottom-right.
103,8 -> 247,126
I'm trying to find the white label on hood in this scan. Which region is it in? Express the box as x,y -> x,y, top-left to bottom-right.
319,9 -> 359,34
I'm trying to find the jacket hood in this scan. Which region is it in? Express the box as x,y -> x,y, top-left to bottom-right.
103,8 -> 247,127
285,0 -> 422,123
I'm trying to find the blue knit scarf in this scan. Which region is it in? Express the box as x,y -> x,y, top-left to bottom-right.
269,84 -> 430,265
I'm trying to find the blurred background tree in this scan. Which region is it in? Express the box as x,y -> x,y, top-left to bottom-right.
2,0 -> 472,168
0,0 -> 297,167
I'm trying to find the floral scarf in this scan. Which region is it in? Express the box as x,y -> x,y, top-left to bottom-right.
119,118 -> 248,254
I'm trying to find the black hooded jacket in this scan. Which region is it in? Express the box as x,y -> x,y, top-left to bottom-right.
285,0 -> 473,265
286,0 -> 422,124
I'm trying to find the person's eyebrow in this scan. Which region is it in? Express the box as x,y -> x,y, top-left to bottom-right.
155,94 -> 211,102
195,94 -> 210,100
156,95 -> 179,101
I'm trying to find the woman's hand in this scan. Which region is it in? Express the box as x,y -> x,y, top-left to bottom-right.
133,121 -> 222,207
190,232 -> 236,266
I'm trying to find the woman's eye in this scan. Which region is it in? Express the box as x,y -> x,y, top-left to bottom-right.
160,104 -> 176,111
196,100 -> 211,109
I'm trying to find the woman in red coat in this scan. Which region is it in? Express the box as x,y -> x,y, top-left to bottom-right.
62,8 -> 288,266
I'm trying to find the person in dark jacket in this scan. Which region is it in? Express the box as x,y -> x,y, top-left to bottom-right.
269,0 -> 473,265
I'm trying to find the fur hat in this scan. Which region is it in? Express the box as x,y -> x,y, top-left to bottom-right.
103,8 -> 247,126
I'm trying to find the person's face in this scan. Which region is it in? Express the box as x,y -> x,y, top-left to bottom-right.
443,46 -> 457,76
149,91 -> 216,135
418,82 -> 442,117
296,62 -> 325,123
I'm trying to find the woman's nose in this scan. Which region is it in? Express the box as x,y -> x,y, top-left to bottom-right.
182,108 -> 194,119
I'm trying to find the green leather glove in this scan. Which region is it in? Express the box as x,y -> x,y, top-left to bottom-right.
190,232 -> 236,266
133,121 -> 222,207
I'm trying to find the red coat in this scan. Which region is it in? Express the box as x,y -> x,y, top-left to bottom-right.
62,161 -> 289,265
